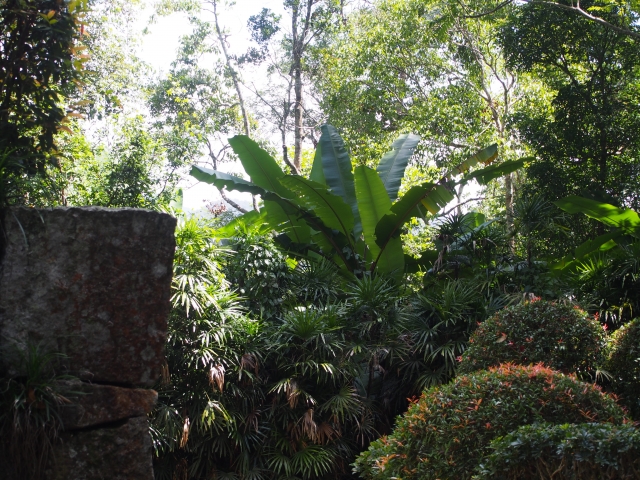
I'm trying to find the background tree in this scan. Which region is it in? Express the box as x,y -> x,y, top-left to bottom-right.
242,0 -> 342,174
313,0 -> 539,240
66,116 -> 171,208
79,0 -> 148,120
148,16 -> 247,211
500,0 -> 640,254
0,0 -> 87,206
453,0 -> 639,40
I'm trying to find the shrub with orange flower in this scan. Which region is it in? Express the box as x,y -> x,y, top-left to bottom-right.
458,300 -> 605,380
353,364 -> 625,480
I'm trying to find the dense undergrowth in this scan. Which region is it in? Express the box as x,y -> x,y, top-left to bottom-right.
151,212 -> 640,480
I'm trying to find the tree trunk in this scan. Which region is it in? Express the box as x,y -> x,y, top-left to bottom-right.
291,2 -> 304,173
505,171 -> 514,250
212,0 -> 258,210
212,0 -> 250,137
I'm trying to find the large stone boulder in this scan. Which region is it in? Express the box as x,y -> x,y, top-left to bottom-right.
0,207 -> 176,386
0,207 -> 176,480
48,416 -> 155,480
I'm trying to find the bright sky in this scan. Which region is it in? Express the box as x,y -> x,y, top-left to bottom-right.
138,1 -> 286,213
140,1 -> 286,74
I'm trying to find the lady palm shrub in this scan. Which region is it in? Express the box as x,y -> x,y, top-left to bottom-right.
291,256 -> 342,305
354,364 -> 625,480
262,306 -> 377,478
151,215 -> 263,478
153,300 -> 378,479
458,300 -> 606,379
476,423 -> 640,479
342,275 -> 415,430
153,218 -> 384,479
400,280 -> 487,391
339,276 -> 486,433
606,318 -> 640,419
224,233 -> 296,320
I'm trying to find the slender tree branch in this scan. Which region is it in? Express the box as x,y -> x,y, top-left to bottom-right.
460,0 -> 514,18
211,0 -> 261,211
459,0 -> 639,39
527,0 -> 640,40
220,187 -> 249,213
210,0 -> 251,135
204,137 -> 248,213
439,196 -> 486,217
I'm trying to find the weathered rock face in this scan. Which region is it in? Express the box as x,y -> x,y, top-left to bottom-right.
0,207 -> 176,480
57,380 -> 158,430
48,416 -> 155,480
0,207 -> 175,386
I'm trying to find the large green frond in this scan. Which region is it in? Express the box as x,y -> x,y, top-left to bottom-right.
280,175 -> 355,240
354,165 -> 404,275
376,133 -> 420,202
319,124 -> 362,237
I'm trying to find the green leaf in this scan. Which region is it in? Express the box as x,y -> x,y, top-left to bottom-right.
554,196 -> 640,236
463,158 -> 528,185
263,200 -> 311,244
279,176 -> 354,239
319,124 -> 361,236
170,187 -> 183,210
228,135 -> 291,197
354,165 -> 404,274
376,237 -> 405,276
448,144 -> 498,176
212,210 -> 269,238
574,231 -> 621,258
190,166 -> 310,244
309,142 -> 326,185
463,211 -> 487,228
368,143 -> 498,263
190,165 -> 266,196
550,231 -> 623,271
354,166 -> 391,257
376,133 -> 420,201
374,182 -> 454,258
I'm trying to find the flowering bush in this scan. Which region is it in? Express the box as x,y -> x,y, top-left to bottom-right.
476,423 -> 640,479
353,364 -> 625,480
606,318 -> 640,419
458,300 -> 606,379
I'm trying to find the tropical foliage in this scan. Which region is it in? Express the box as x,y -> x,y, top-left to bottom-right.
354,364 -> 626,480
152,216 -> 497,479
606,318 -> 640,419
4,0 -> 640,478
191,124 -> 526,280
476,423 -> 640,480
458,300 -> 606,380
553,196 -> 640,324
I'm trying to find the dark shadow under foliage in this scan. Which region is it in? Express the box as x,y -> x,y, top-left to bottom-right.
0,345 -> 69,480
